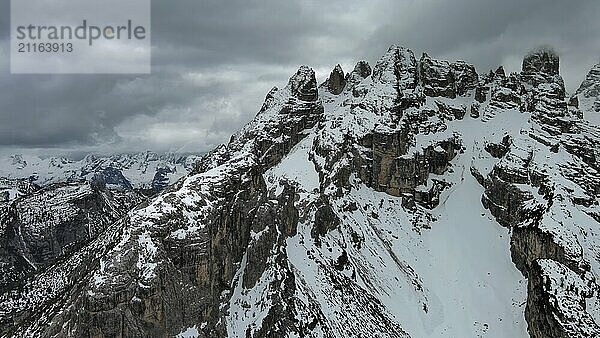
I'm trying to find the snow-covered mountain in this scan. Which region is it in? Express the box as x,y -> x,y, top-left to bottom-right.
575,62 -> 600,126
0,151 -> 201,198
1,46 -> 600,338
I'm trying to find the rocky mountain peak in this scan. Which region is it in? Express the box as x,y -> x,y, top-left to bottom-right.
326,64 -> 346,95
345,60 -> 372,89
352,60 -> 372,78
419,52 -> 478,98
372,45 -> 418,89
575,63 -> 600,113
517,47 -> 568,129
288,65 -> 318,101
522,46 -> 560,76
495,66 -> 506,78
577,63 -> 600,96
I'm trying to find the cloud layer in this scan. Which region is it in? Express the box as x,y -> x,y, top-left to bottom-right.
1,0 -> 598,153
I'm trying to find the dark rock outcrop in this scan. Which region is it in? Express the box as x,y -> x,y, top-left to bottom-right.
522,47 -> 560,76
419,53 -> 478,98
311,200 -> 340,245
526,260 -> 600,338
326,64 -> 346,95
352,60 -> 372,79
289,65 -> 319,102
420,53 -> 456,98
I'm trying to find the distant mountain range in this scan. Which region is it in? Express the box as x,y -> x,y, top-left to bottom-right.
0,151 -> 201,201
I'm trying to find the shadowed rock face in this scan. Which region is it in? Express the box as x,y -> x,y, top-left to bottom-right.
353,60 -> 372,79
289,65 -> 319,102
420,53 -> 456,98
326,64 -> 346,95
0,183 -> 143,292
522,48 -> 560,76
2,45 -> 600,338
419,53 -> 478,98
526,260 -> 600,338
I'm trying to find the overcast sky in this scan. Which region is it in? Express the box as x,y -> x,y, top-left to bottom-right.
1,0 -> 599,156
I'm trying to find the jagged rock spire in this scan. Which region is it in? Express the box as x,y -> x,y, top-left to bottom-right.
327,64 -> 346,95
576,63 -> 600,98
522,46 -> 559,75
519,47 -> 565,104
288,65 -> 318,101
345,60 -> 371,90
575,63 -> 600,112
352,60 -> 371,79
372,45 -> 418,89
419,53 -> 478,98
495,66 -> 506,78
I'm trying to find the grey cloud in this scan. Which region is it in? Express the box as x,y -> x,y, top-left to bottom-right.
0,0 -> 598,153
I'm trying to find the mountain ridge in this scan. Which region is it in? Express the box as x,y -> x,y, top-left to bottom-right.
0,151 -> 202,200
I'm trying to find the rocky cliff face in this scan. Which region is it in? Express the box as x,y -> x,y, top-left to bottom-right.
0,183 -> 143,292
1,46 -> 600,338
476,48 -> 600,337
575,63 -> 600,114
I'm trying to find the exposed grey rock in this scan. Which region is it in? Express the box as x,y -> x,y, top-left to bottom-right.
372,45 -> 418,90
495,66 -> 506,79
419,53 -> 478,98
577,63 -> 600,98
575,63 -> 600,112
435,100 -> 466,120
355,127 -> 460,208
484,135 -> 511,158
569,95 -> 579,108
326,64 -> 346,95
479,57 -> 600,336
353,60 -> 372,79
522,47 -> 560,76
0,183 -> 142,291
420,53 -> 456,98
451,60 -> 479,96
289,65 -> 319,102
475,85 -> 489,103
311,199 -> 340,246
347,61 -> 372,96
470,102 -> 481,118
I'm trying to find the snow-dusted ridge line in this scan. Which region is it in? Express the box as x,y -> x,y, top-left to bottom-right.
0,151 -> 202,194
